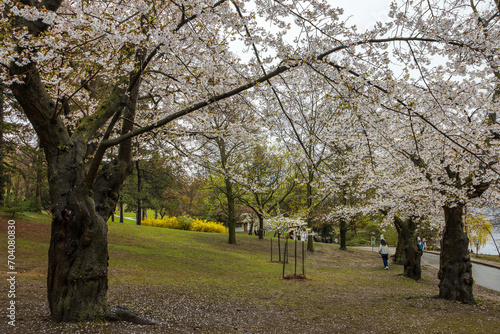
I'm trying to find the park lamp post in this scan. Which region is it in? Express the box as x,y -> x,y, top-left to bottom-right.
476,239 -> 479,258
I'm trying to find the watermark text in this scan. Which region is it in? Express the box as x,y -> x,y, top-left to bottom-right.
6,220 -> 16,326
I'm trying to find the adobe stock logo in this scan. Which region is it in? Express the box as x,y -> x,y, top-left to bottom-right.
6,220 -> 17,327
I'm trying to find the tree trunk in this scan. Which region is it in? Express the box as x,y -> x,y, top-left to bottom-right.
0,84 -> 4,207
394,216 -> 421,280
9,61 -> 110,321
258,212 -> 264,239
438,204 -> 475,303
136,161 -> 141,225
306,178 -> 314,252
225,177 -> 237,244
339,219 -> 347,250
248,221 -> 254,235
487,229 -> 500,257
119,198 -> 124,223
46,141 -> 109,322
393,220 -> 405,265
136,204 -> 141,225
8,20 -> 144,319
217,137 -> 237,245
33,147 -> 44,212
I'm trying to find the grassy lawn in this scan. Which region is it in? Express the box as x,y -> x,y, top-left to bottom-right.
1,212 -> 499,333
108,210 -> 160,224
474,253 -> 500,263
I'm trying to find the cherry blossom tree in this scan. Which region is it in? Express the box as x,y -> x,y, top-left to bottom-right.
257,66 -> 350,251
2,0 -> 299,321
239,143 -> 296,239
167,96 -> 264,244
4,0 -> 500,322
373,0 -> 500,303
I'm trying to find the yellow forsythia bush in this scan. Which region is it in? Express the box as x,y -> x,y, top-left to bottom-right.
190,219 -> 226,233
141,217 -> 226,233
141,217 -> 188,230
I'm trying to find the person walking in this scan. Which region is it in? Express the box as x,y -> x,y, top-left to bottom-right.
378,239 -> 390,270
417,236 -> 424,253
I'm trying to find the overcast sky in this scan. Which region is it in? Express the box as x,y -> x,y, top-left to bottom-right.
334,0 -> 391,31
235,1 -> 393,60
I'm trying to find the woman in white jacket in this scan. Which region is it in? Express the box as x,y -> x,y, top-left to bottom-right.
378,239 -> 390,269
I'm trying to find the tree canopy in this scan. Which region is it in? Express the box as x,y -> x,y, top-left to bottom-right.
2,0 -> 500,321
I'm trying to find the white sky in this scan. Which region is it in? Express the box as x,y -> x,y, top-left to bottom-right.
334,0 -> 391,31
234,1 -> 392,61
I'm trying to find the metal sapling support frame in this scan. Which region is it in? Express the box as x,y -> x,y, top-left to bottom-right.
270,227 -> 286,263
280,223 -> 309,279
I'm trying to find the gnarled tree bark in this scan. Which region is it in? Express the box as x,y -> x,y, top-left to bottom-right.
438,203 -> 474,303
394,215 -> 421,280
9,47 -> 139,321
392,220 -> 405,265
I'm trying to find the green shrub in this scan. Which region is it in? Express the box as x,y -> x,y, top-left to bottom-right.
177,216 -> 194,230
382,227 -> 398,246
346,230 -> 371,246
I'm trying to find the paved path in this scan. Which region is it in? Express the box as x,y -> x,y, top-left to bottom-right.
421,252 -> 500,292
113,215 -> 136,221
355,247 -> 500,293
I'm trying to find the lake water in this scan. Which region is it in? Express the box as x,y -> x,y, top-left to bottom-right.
481,223 -> 500,255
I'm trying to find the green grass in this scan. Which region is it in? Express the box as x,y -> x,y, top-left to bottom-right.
474,253 -> 500,263
108,210 -> 160,225
108,211 -> 138,224
1,211 -> 500,333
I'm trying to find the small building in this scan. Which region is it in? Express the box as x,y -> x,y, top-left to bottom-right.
236,212 -> 258,233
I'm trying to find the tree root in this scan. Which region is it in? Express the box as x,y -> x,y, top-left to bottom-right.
105,305 -> 158,325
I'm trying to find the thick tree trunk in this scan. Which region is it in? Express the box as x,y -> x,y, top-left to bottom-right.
394,216 -> 421,280
393,220 -> 405,265
46,142 -> 108,322
8,16 -> 141,319
339,219 -> 347,250
438,204 -> 475,303
10,62 -> 110,321
10,56 -> 138,322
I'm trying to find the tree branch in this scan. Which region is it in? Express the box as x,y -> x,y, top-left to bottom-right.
101,64 -> 291,148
